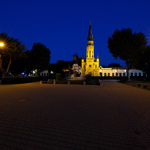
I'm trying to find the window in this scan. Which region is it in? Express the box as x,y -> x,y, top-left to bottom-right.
131,73 -> 133,77
135,73 -> 137,77
108,73 -> 110,77
89,51 -> 91,57
104,73 -> 106,76
123,73 -> 125,76
89,65 -> 91,67
95,65 -> 97,68
116,73 -> 118,76
139,73 -> 141,76
112,73 -> 114,77
119,73 -> 122,77
100,72 -> 102,77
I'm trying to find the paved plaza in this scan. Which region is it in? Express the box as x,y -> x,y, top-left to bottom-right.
0,81 -> 150,150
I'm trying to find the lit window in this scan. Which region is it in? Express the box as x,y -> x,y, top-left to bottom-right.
89,51 -> 91,57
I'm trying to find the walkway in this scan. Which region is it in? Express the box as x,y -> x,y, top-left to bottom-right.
0,81 -> 150,149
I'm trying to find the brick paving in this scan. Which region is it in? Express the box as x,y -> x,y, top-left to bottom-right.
0,81 -> 150,149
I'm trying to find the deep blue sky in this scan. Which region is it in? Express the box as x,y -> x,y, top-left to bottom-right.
1,0 -> 150,67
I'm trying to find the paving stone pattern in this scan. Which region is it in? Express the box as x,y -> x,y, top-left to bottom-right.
0,81 -> 150,149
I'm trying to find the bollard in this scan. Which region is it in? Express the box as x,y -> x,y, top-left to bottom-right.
83,81 -> 86,85
53,80 -> 56,84
40,81 -> 42,84
99,79 -> 103,86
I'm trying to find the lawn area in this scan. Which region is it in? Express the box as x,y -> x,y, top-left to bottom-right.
125,81 -> 150,90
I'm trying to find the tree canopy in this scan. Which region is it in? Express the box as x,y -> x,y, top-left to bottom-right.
0,33 -> 26,77
30,42 -> 51,74
107,63 -> 122,67
107,28 -> 147,80
136,46 -> 150,77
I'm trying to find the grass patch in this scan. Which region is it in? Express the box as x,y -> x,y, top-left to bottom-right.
124,81 -> 150,91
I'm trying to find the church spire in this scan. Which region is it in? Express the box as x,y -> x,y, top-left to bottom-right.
87,21 -> 93,41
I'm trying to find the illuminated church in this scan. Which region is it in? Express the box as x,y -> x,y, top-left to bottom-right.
81,23 -> 100,76
79,23 -> 144,77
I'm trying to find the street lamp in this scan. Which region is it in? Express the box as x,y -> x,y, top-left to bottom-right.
0,42 -> 4,58
0,42 -> 4,72
0,42 -> 4,47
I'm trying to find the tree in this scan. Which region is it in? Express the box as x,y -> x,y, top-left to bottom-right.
30,42 -> 51,75
107,28 -> 147,80
136,46 -> 150,77
107,63 -> 122,67
0,33 -> 26,77
10,50 -> 29,75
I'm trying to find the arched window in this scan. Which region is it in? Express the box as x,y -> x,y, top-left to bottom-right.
89,51 -> 91,57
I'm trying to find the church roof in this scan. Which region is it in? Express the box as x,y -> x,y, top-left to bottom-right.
87,23 -> 93,41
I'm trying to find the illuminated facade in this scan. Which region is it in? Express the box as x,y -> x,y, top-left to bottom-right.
81,23 -> 100,76
80,23 -> 145,77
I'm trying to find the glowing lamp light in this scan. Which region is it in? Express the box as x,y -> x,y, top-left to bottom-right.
21,72 -> 25,75
0,42 -> 4,47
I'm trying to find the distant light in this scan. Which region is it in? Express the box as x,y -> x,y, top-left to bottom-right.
115,70 -> 117,72
33,71 -> 35,73
51,71 -> 54,74
124,70 -> 126,72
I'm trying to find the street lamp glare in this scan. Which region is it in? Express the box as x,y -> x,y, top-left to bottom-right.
0,42 -> 4,47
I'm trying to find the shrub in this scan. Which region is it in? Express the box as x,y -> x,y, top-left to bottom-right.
120,77 -> 128,83
56,73 -> 62,81
85,74 -> 92,82
1,77 -> 41,84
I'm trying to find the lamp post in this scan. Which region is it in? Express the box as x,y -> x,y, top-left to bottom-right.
0,42 -> 4,76
0,42 -> 4,57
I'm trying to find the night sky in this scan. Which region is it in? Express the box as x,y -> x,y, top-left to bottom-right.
1,0 -> 150,67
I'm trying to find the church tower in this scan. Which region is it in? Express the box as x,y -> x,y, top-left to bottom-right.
81,23 -> 100,76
